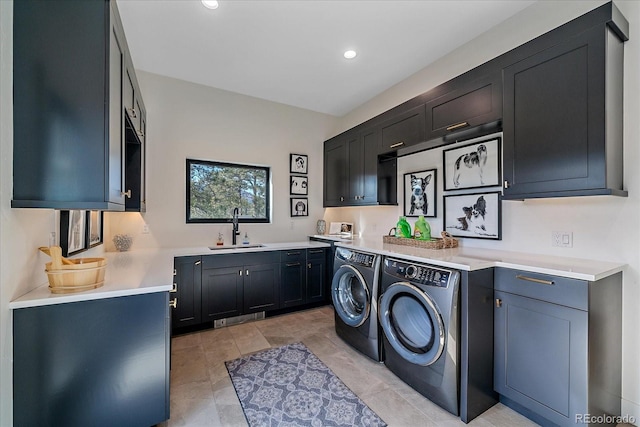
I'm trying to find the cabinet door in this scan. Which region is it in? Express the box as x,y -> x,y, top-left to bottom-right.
14,293 -> 170,426
425,72 -> 501,140
244,263 -> 280,313
306,249 -> 327,303
202,266 -> 243,320
347,134 -> 364,204
323,137 -> 349,206
108,5 -> 126,206
172,256 -> 202,330
281,261 -> 306,308
502,27 -> 606,198
379,104 -> 425,153
494,290 -> 588,426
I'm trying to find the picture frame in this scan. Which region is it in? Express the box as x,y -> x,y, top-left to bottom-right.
290,198 -> 309,217
443,192 -> 501,240
87,211 -> 103,248
443,136 -> 501,190
60,210 -> 87,256
290,153 -> 308,174
403,169 -> 437,217
290,175 -> 308,195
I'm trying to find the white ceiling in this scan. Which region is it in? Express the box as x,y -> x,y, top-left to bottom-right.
116,0 -> 536,117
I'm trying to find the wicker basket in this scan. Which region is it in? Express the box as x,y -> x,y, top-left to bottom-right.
45,258 -> 107,294
383,231 -> 458,250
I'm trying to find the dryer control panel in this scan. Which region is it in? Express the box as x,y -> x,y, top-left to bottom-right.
336,247 -> 376,267
384,258 -> 454,288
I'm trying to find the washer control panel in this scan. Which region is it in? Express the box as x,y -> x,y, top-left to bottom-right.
384,258 -> 453,288
336,247 -> 375,267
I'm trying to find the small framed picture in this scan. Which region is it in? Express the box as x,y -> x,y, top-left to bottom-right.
290,153 -> 308,174
60,210 -> 87,256
290,175 -> 308,195
403,169 -> 437,217
443,136 -> 501,190
290,198 -> 308,217
444,192 -> 501,240
87,211 -> 103,248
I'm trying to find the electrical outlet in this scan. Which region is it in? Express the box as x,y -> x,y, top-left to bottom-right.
142,224 -> 150,234
552,231 -> 573,248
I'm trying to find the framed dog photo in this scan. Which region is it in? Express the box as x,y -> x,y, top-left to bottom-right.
290,175 -> 308,195
443,136 -> 501,190
87,210 -> 103,248
290,198 -> 308,217
290,153 -> 308,174
403,169 -> 436,217
60,210 -> 88,256
443,192 -> 501,240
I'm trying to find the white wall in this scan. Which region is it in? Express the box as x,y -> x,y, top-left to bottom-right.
325,0 -> 640,419
105,72 -> 337,250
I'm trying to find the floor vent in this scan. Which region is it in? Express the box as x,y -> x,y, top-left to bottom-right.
214,312 -> 265,328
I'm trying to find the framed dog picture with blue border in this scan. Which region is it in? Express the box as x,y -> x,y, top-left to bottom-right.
443,136 -> 501,190
403,169 -> 437,217
444,192 -> 502,240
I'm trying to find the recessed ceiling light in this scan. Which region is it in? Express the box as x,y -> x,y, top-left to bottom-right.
344,50 -> 357,59
202,0 -> 219,9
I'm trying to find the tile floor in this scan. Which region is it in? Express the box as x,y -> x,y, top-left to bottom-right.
160,305 -> 547,427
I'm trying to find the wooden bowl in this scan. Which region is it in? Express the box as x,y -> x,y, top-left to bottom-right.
45,258 -> 107,294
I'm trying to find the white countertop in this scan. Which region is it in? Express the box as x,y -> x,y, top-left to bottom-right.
9,241 -> 330,310
336,237 -> 625,281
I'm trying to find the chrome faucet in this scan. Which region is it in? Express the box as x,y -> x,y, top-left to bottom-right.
232,207 -> 240,245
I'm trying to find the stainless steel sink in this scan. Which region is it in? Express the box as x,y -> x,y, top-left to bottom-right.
208,244 -> 266,250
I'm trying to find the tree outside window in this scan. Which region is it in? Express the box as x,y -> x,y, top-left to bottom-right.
187,159 -> 270,223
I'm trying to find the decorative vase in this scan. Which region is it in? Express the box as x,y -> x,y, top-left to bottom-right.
113,234 -> 133,252
316,220 -> 326,235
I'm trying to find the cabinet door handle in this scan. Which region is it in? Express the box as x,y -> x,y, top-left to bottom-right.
173,269 -> 177,276
246,269 -> 249,276
495,298 -> 502,308
504,180 -> 510,189
340,196 -> 344,202
287,251 -> 301,256
309,249 -> 323,254
239,270 -> 243,276
195,260 -> 201,265
446,121 -> 469,131
390,141 -> 404,148
307,262 -> 312,269
129,108 -> 137,118
121,189 -> 132,198
169,298 -> 177,308
286,262 -> 301,267
171,283 -> 177,293
516,274 -> 555,286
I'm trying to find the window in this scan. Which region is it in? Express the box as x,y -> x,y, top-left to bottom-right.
187,159 -> 271,223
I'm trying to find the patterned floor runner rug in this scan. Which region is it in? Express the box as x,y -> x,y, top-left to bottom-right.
225,342 -> 387,427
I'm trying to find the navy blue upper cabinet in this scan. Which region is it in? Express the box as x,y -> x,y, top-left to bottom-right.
12,0 -> 145,210
424,72 -> 501,142
502,4 -> 628,199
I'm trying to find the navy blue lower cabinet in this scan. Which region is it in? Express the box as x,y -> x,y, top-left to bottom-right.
13,292 -> 170,427
493,268 -> 622,426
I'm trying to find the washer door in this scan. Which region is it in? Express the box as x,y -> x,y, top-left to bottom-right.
332,265 -> 370,328
379,282 -> 445,366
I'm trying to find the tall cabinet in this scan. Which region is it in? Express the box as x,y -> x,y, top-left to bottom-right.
12,0 -> 146,211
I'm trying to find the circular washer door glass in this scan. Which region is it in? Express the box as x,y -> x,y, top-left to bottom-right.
332,265 -> 370,328
379,282 -> 444,366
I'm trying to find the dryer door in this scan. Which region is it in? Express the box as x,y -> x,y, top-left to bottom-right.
332,265 -> 370,328
379,282 -> 445,366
